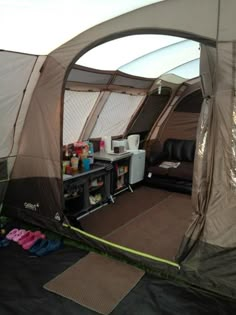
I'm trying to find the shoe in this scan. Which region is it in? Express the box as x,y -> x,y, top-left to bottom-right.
18,231 -> 43,246
29,239 -> 48,254
6,228 -> 19,240
35,239 -> 63,256
22,231 -> 45,250
12,229 -> 27,242
18,231 -> 33,245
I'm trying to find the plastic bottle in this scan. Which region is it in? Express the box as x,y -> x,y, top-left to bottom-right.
99,140 -> 105,152
71,153 -> 79,173
88,142 -> 94,164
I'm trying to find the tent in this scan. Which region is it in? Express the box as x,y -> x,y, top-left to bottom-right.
1,0 -> 236,299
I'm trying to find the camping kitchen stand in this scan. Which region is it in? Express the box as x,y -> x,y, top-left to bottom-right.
63,164 -> 111,222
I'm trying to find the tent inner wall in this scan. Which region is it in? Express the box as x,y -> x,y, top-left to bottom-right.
126,87 -> 172,143
158,89 -> 203,144
144,87 -> 203,160
2,55 -> 65,228
0,52 -> 43,209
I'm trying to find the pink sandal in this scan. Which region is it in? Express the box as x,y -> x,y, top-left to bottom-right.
18,231 -> 33,245
6,228 -> 19,240
12,229 -> 27,242
22,231 -> 45,250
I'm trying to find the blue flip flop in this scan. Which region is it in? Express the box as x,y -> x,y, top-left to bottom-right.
35,239 -> 63,257
29,238 -> 48,254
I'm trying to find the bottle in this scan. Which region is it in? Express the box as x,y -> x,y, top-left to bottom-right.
63,145 -> 71,174
88,142 -> 94,165
64,145 -> 70,161
71,153 -> 79,174
99,140 -> 105,152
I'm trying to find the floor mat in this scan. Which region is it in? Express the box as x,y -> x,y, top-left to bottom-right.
80,186 -> 171,237
106,193 -> 192,261
44,252 -> 144,315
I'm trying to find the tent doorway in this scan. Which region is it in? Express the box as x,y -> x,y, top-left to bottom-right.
62,34 -> 202,263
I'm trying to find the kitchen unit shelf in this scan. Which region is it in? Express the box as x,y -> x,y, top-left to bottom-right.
63,164 -> 111,223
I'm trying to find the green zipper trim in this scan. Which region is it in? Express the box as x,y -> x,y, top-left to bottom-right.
63,223 -> 180,269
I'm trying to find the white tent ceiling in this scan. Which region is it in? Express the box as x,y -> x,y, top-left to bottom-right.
0,0 -> 161,54
0,0 -> 200,81
76,35 -> 200,81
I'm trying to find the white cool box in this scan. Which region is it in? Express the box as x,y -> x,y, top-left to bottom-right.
128,149 -> 146,184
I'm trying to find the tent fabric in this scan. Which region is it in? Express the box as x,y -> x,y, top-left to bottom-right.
68,67 -> 113,85
177,45 -> 216,261
177,42 -> 236,296
0,51 -> 45,206
155,88 -> 203,145
118,40 -> 200,79
167,58 -> 200,80
127,89 -> 171,136
0,52 -> 37,158
77,34 -> 185,71
90,93 -> 144,138
77,35 -> 200,80
0,0 -> 161,55
63,90 -> 99,144
3,0 -> 236,300
66,66 -> 154,92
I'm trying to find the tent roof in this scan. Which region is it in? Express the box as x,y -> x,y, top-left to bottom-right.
3,0 -> 228,84
77,35 -> 200,80
0,0 -> 161,54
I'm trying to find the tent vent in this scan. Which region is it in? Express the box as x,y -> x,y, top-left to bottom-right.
0,159 -> 8,180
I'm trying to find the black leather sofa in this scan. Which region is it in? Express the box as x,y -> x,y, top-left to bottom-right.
144,138 -> 196,194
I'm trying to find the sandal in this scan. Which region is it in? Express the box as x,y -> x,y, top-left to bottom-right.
6,228 -> 19,240
35,239 -> 63,256
22,231 -> 45,250
12,229 -> 27,242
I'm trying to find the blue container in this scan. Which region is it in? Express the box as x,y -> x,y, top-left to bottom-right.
82,158 -> 90,171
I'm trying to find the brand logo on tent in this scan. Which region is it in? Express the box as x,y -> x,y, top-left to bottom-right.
24,202 -> 39,211
54,212 -> 61,221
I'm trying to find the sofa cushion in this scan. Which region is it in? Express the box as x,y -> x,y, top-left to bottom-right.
167,162 -> 193,181
163,139 -> 195,162
148,161 -> 193,181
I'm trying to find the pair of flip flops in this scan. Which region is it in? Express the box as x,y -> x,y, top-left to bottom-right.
5,227 -> 63,256
6,228 -> 46,250
29,238 -> 63,256
0,228 -> 21,248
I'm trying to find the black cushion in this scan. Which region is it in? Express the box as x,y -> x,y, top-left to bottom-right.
163,139 -> 195,162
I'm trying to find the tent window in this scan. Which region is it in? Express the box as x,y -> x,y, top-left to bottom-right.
63,90 -> 99,144
90,92 -> 144,138
68,68 -> 112,85
112,75 -> 153,89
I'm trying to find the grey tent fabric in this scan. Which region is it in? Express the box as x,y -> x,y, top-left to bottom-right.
177,45 -> 216,260
177,42 -> 236,297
